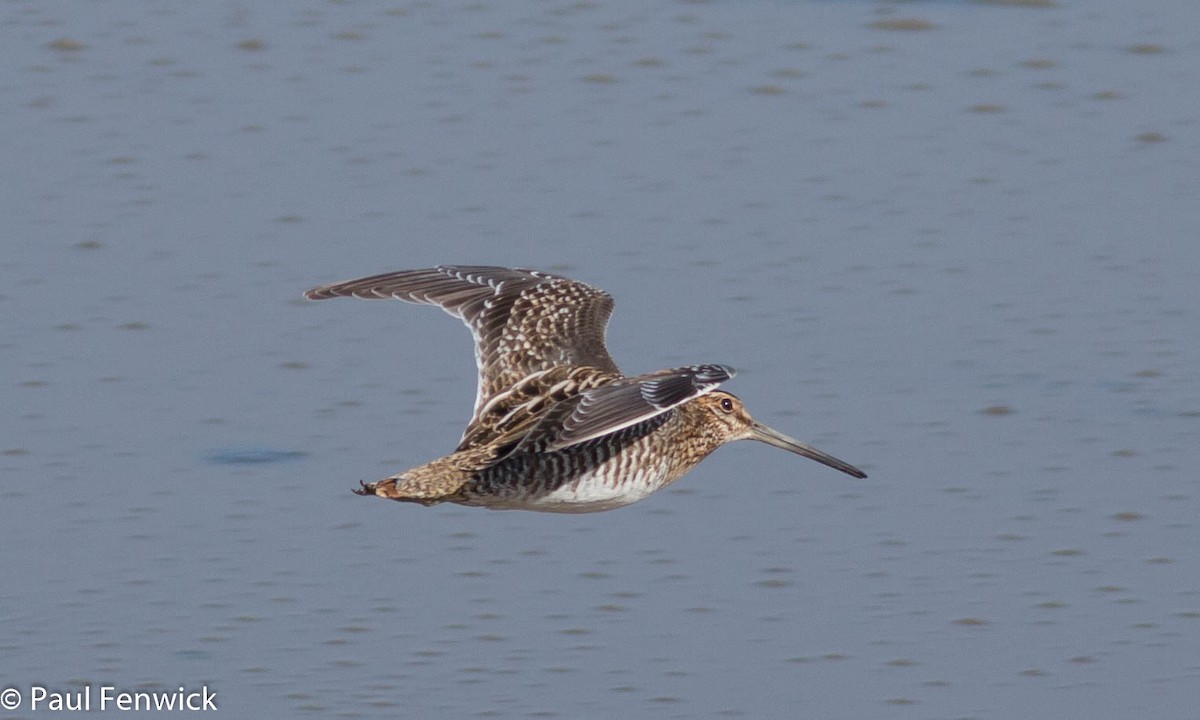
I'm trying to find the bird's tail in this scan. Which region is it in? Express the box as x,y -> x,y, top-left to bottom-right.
351,457 -> 477,506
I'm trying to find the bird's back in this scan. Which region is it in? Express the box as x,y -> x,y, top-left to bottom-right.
456,364 -> 622,455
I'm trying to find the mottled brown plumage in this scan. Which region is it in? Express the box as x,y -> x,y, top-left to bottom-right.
305,266 -> 865,513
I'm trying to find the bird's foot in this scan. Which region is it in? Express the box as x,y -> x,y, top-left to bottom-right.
351,480 -> 375,496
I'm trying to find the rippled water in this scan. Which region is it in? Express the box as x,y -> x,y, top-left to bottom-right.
4,1 -> 1198,718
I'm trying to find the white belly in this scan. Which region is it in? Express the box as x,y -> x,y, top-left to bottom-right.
529,473 -> 662,512
478,462 -> 672,513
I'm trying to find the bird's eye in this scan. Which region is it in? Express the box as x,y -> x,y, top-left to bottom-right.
719,397 -> 734,413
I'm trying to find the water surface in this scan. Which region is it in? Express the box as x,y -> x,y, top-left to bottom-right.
3,1 -> 1198,718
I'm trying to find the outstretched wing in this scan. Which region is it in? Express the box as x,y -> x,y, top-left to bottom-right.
304,266 -> 621,423
507,364 -> 736,456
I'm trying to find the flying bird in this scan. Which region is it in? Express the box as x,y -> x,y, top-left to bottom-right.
305,266 -> 865,513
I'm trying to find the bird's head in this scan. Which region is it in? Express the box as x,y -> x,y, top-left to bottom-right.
693,391 -> 867,479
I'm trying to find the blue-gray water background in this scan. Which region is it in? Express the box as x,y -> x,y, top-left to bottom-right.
4,1 -> 1198,718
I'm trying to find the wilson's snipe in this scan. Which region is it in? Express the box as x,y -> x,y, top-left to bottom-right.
305,266 -> 865,513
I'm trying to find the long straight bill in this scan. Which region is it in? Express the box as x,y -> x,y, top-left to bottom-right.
749,422 -> 867,479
